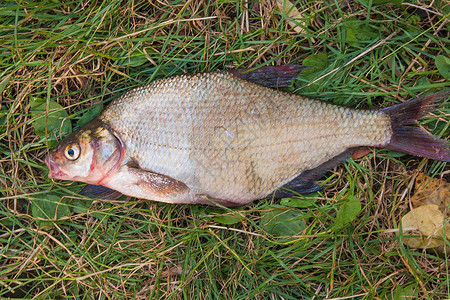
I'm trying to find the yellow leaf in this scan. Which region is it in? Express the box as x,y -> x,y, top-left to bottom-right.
411,173 -> 449,212
401,205 -> 450,249
276,0 -> 306,34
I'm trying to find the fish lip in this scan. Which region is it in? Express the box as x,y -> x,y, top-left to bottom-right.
45,154 -> 67,179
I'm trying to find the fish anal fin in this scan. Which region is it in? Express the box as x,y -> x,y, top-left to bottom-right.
273,183 -> 321,199
273,148 -> 357,199
229,65 -> 304,88
195,194 -> 243,207
80,184 -> 123,200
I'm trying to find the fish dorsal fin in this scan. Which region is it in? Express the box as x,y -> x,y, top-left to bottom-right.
229,65 -> 304,88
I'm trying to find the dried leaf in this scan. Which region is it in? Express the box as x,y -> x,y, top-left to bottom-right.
276,0 -> 306,34
160,265 -> 182,278
411,173 -> 449,213
352,147 -> 371,159
401,205 -> 450,249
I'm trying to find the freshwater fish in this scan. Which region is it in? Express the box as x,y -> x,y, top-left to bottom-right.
45,66 -> 450,206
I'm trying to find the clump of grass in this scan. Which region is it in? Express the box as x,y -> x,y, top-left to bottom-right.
0,0 -> 449,298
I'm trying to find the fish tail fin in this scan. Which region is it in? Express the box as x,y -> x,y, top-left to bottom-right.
381,90 -> 450,161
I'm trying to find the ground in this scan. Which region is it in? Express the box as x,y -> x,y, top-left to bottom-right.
0,0 -> 449,298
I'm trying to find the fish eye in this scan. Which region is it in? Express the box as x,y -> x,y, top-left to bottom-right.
64,143 -> 80,161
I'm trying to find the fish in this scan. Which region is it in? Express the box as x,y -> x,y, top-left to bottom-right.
45,65 -> 450,207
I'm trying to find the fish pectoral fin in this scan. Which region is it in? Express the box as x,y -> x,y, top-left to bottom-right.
80,184 -> 123,200
127,166 -> 191,199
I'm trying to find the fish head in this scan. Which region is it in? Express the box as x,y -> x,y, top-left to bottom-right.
45,119 -> 124,185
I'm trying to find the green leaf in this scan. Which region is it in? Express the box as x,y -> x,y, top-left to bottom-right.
213,214 -> 241,225
117,51 -> 149,67
31,193 -> 71,227
30,98 -> 72,147
406,14 -> 421,25
439,0 -> 450,15
77,104 -> 103,127
71,199 -> 92,214
386,150 -> 407,158
280,196 -> 317,208
359,0 -> 403,6
343,21 -> 379,47
72,199 -> 110,224
392,283 -> 419,300
297,53 -> 329,92
435,55 -> 450,80
0,73 -> 12,94
301,53 -> 328,75
260,208 -> 306,236
330,195 -> 361,231
416,76 -> 431,87
191,206 -> 242,224
190,205 -> 213,221
0,107 -> 7,134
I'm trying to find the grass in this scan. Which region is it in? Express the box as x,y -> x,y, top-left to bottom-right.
0,0 -> 449,298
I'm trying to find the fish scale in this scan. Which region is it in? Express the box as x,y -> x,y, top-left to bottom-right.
99,72 -> 391,201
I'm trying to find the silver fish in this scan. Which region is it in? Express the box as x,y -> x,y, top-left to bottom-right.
45,66 -> 450,206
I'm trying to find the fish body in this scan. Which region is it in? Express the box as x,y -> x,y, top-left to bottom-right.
45,67 -> 450,206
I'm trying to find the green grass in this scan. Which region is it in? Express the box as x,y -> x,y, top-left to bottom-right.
1,0 -> 449,298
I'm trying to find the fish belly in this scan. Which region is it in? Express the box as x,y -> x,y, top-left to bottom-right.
100,72 -> 392,203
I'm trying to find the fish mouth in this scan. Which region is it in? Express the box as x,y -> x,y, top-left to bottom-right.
45,155 -> 67,179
